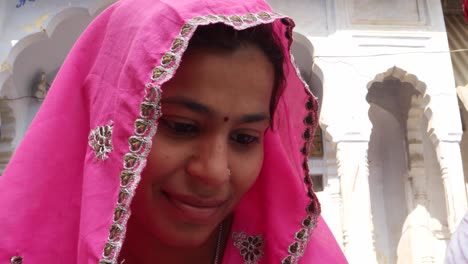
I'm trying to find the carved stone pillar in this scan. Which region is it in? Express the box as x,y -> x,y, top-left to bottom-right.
0,101 -> 15,175
324,140 -> 344,248
336,141 -> 377,264
435,139 -> 468,232
399,95 -> 434,263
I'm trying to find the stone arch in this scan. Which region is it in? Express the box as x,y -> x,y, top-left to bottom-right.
0,2 -> 114,173
367,66 -> 433,128
291,32 -> 324,110
366,66 -> 448,263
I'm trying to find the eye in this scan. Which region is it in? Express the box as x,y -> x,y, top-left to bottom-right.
230,133 -> 259,146
160,118 -> 198,136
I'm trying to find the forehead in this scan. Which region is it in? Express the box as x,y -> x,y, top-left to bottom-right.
161,45 -> 275,116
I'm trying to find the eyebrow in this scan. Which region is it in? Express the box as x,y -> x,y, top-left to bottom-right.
162,96 -> 212,115
161,96 -> 270,124
239,114 -> 269,124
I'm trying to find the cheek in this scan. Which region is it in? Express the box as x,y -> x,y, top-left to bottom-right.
232,150 -> 264,195
147,129 -> 188,166
143,138 -> 180,181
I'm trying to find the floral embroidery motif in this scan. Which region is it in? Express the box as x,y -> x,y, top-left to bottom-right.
88,121 -> 113,160
233,232 -> 264,264
10,256 -> 23,264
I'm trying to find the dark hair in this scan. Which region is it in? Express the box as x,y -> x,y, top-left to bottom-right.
187,23 -> 285,123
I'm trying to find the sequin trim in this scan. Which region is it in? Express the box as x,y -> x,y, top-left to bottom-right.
281,38 -> 321,264
233,232 -> 264,264
99,10 -> 320,264
98,83 -> 162,263
88,121 -> 114,160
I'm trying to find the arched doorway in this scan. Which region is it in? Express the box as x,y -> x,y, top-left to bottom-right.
0,3 -> 114,173
366,67 -> 449,263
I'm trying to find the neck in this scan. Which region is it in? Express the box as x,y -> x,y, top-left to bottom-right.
120,217 -> 231,264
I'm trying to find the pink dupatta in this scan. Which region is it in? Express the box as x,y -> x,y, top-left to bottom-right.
464,0 -> 468,22
0,0 -> 347,263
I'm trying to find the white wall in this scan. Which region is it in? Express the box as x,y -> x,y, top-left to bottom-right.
268,0 -> 330,36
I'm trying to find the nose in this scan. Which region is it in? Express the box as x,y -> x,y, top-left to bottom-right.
186,135 -> 230,187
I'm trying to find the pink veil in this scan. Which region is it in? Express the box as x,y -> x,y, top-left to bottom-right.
0,0 -> 347,263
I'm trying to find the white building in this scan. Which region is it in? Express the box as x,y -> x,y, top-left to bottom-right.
0,0 -> 467,263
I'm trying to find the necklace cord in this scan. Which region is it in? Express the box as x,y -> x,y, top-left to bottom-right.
213,222 -> 223,264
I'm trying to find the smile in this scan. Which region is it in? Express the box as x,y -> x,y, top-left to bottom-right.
161,191 -> 227,222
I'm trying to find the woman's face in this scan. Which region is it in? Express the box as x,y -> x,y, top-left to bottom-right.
132,44 -> 274,247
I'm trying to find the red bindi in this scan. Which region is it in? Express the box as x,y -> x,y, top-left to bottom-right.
223,116 -> 229,122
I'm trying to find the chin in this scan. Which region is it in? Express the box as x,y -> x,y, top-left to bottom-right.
153,221 -> 216,248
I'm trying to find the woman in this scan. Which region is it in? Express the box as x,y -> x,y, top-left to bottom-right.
0,0 -> 347,263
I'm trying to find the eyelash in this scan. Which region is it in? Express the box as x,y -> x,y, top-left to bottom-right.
160,119 -> 260,146
160,119 -> 199,136
230,133 -> 259,146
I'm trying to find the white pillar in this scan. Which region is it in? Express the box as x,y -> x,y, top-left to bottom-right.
436,140 -> 468,232
400,159 -> 434,264
397,95 -> 435,264
324,140 -> 344,248
336,141 -> 378,264
427,90 -> 468,232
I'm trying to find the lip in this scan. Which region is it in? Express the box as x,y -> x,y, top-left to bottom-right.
162,191 -> 227,222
